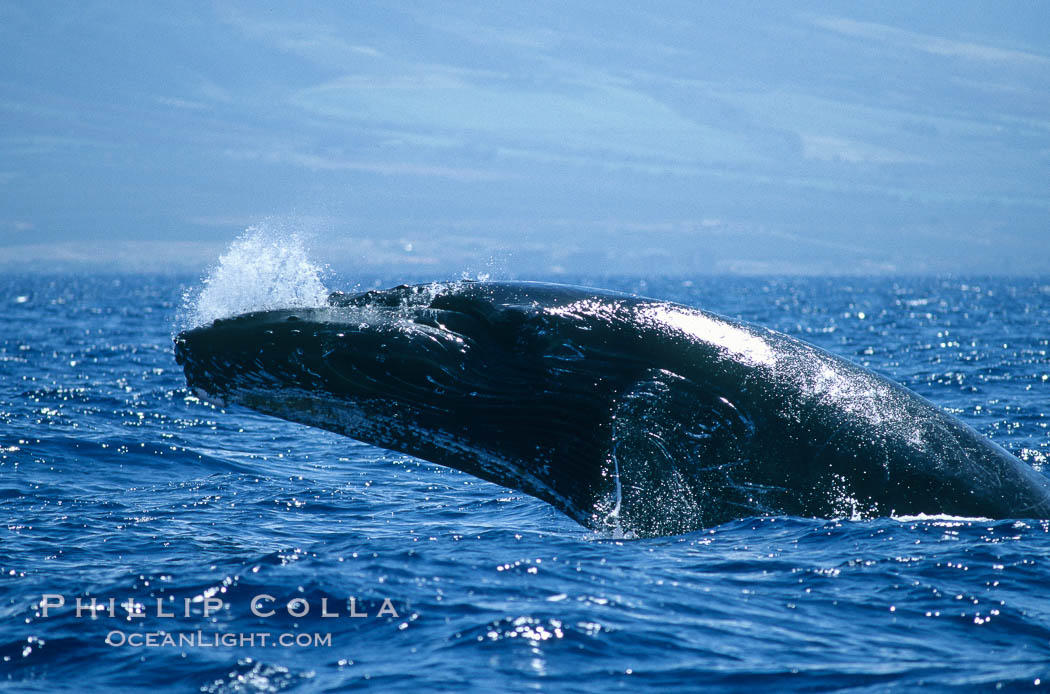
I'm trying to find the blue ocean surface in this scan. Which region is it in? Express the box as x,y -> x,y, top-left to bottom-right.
2,272 -> 1050,692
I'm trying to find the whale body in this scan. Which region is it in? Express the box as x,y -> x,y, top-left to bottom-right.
174,281 -> 1050,537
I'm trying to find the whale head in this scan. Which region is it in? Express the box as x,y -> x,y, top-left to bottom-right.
174,281 -> 659,531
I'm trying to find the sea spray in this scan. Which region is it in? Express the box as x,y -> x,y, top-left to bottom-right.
181,225 -> 330,329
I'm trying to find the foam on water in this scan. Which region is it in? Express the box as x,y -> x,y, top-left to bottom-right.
181,225 -> 330,329
892,513 -> 993,523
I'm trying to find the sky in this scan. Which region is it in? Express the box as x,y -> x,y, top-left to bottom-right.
1,1 -> 1048,275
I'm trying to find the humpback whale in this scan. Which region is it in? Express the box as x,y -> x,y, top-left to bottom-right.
174,281 -> 1050,537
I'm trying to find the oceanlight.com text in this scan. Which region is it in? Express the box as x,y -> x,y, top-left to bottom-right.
105,630 -> 332,648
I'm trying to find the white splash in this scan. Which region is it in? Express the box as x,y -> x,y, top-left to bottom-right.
182,225 -> 330,328
891,513 -> 992,523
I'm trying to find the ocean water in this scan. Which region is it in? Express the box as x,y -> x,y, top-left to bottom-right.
2,270 -> 1050,692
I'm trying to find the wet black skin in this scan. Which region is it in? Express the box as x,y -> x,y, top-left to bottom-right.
174,281 -> 1050,537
